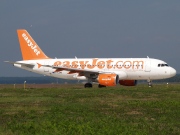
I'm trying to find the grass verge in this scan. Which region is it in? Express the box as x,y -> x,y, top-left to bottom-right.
0,84 -> 179,135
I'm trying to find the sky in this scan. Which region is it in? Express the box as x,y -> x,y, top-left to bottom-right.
0,0 -> 180,77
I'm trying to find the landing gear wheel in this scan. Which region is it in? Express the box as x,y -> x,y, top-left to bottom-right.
148,83 -> 153,87
98,84 -> 106,88
148,80 -> 153,87
84,83 -> 93,88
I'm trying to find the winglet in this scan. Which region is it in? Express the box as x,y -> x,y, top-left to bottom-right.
17,29 -> 49,60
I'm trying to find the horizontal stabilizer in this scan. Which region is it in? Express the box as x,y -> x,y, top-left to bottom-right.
4,61 -> 35,68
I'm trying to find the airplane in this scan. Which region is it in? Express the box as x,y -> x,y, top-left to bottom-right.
5,29 -> 176,88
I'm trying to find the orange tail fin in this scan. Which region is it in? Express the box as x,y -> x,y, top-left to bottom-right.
17,29 -> 49,60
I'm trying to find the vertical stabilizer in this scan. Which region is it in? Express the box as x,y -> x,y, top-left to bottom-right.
17,29 -> 49,60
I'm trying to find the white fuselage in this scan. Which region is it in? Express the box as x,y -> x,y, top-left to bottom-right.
6,29 -> 176,87
14,58 -> 176,81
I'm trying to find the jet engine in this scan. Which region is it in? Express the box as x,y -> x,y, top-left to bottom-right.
97,74 -> 119,86
119,80 -> 137,86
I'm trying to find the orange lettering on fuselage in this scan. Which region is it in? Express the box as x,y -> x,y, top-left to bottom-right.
116,61 -> 123,69
63,61 -> 70,67
53,61 -> 61,66
97,61 -> 105,69
72,61 -> 78,68
87,59 -> 98,69
132,61 -> 144,69
106,60 -> 113,69
79,61 -> 88,69
53,59 -> 144,70
124,61 -> 132,69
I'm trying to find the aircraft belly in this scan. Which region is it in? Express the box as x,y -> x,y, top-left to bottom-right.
126,71 -> 150,80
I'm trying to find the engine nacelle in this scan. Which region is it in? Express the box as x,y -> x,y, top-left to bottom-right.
98,74 -> 119,86
119,80 -> 137,86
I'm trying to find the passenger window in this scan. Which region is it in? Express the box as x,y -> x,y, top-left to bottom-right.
158,64 -> 160,67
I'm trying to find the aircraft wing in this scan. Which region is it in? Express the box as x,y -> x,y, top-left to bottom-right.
42,64 -> 128,79
42,64 -> 109,74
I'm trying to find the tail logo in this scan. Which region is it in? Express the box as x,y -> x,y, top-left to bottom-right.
22,33 -> 40,56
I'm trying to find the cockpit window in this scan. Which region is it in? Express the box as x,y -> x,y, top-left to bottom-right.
158,63 -> 169,67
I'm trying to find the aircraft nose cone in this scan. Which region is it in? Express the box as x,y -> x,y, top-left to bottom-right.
170,68 -> 176,77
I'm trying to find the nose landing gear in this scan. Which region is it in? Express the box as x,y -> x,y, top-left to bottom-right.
147,80 -> 153,87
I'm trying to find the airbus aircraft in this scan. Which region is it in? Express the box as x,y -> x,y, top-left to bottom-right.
5,29 -> 176,88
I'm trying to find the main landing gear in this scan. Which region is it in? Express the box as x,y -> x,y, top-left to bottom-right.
84,83 -> 106,88
84,83 -> 92,88
98,84 -> 106,88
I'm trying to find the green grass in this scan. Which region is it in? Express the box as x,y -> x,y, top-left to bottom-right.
0,84 -> 180,135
